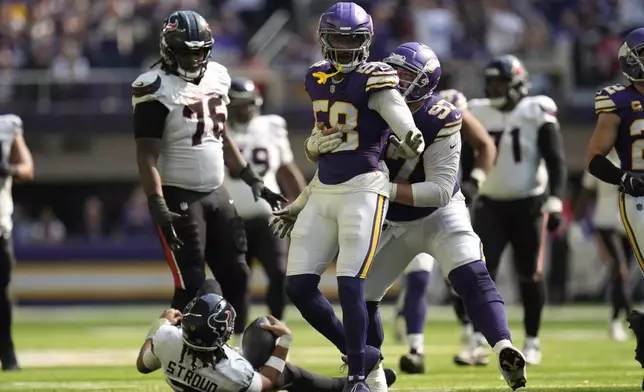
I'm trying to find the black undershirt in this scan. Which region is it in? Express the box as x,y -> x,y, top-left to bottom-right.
133,100 -> 170,139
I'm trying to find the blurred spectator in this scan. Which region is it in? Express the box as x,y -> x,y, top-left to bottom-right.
118,186 -> 154,238
27,206 -> 66,244
410,0 -> 459,59
483,0 -> 526,56
50,40 -> 90,81
81,196 -> 107,240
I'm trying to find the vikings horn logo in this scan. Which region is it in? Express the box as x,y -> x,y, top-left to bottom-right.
424,58 -> 440,73
208,310 -> 233,333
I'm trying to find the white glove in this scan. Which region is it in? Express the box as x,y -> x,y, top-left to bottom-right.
268,185 -> 312,238
397,129 -> 425,158
305,123 -> 344,161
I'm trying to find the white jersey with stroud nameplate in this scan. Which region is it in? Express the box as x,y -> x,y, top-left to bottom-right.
132,62 -> 231,192
152,324 -> 263,392
224,115 -> 294,219
0,115 -> 21,233
469,96 -> 557,200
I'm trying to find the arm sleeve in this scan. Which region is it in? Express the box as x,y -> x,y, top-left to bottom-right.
368,88 -> 419,141
411,132 -> 462,208
133,100 -> 169,139
537,122 -> 567,198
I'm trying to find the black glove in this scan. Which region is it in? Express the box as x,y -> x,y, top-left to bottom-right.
460,179 -> 479,205
620,173 -> 644,197
546,212 -> 562,232
0,164 -> 18,178
240,165 -> 288,210
148,194 -> 184,251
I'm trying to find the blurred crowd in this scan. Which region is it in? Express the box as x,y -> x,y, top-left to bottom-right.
1,0 -> 642,75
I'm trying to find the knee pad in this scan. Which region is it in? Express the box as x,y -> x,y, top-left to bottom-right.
448,261 -> 503,310
405,254 -> 435,274
285,274 -> 321,303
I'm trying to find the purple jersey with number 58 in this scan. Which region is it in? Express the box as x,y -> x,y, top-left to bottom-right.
305,60 -> 398,185
385,95 -> 462,222
594,84 -> 644,172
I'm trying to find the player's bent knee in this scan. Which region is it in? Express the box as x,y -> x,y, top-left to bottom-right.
285,274 -> 321,302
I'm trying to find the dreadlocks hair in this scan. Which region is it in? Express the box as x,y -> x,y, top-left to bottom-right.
179,343 -> 228,371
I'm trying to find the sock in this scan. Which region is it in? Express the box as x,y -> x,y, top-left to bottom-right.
285,274 -> 347,354
366,301 -> 384,350
267,272 -> 286,321
0,287 -> 12,350
337,276 -> 367,377
171,287 -> 199,311
404,271 -> 430,335
452,293 -> 471,326
448,261 -> 511,347
279,363 -> 346,392
408,333 -> 424,354
518,280 -> 545,338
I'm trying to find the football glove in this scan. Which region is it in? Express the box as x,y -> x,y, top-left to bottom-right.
543,196 -> 563,232
305,122 -> 344,161
148,194 -> 184,251
397,129 -> 425,159
268,185 -> 312,238
240,165 -> 288,210
621,172 -> 644,197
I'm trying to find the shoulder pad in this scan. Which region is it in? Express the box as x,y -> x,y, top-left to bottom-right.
305,61 -> 333,91
594,84 -> 626,115
530,95 -> 558,117
258,115 -> 288,137
204,62 -> 232,104
439,89 -> 468,111
309,60 -> 332,72
131,71 -> 162,99
357,62 -> 398,94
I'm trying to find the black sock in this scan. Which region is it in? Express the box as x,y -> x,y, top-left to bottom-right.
519,281 -> 545,338
0,287 -> 13,351
278,363 -> 345,392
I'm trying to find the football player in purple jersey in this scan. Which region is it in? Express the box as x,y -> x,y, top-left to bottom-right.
273,3 -> 426,392
585,27 -> 644,387
296,42 -> 527,390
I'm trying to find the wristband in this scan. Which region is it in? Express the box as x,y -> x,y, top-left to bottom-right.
146,318 -> 170,340
277,334 -> 292,349
265,356 -> 286,372
389,183 -> 398,201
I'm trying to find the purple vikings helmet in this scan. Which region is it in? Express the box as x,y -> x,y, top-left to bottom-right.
619,28 -> 644,82
384,42 -> 441,103
318,2 -> 374,73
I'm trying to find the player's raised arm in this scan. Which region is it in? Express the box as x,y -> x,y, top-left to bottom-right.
135,308 -> 181,374
461,108 -> 495,179
368,88 -> 425,157
390,115 -> 462,208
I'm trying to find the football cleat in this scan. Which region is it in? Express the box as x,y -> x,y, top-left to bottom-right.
0,349 -> 19,371
497,345 -> 527,390
610,319 -> 628,342
343,379 -> 371,392
627,310 -> 644,367
522,338 -> 541,366
454,332 -> 489,366
399,350 -> 425,374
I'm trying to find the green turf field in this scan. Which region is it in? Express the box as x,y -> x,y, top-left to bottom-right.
1,304 -> 642,392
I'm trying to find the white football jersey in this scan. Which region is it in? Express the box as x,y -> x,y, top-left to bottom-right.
469,96 -> 557,200
132,62 -> 231,192
152,325 -> 263,392
224,115 -> 294,219
0,115 -> 21,233
582,150 -> 623,231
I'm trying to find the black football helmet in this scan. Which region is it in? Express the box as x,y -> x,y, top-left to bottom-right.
228,77 -> 264,127
160,10 -> 213,82
484,55 -> 530,109
181,293 -> 236,352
